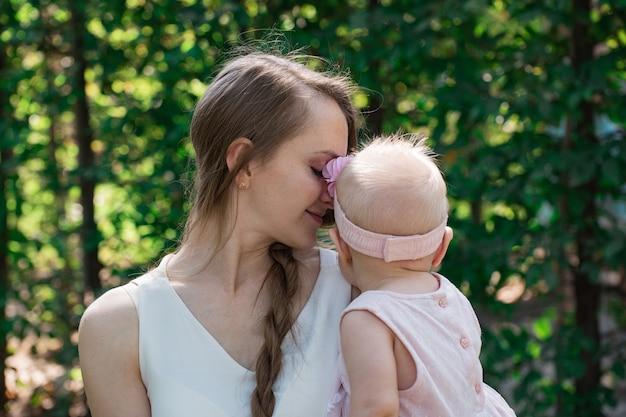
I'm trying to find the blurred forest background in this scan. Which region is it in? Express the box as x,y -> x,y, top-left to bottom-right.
1,0 -> 626,416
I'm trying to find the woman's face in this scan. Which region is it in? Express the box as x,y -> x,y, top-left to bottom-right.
241,95 -> 349,250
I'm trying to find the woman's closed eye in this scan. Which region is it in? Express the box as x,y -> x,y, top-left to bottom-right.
311,167 -> 324,178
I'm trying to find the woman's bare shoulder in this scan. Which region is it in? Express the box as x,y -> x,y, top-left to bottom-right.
79,285 -> 150,417
79,285 -> 138,336
78,284 -> 141,363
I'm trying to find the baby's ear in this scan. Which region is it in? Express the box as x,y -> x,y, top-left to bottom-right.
328,228 -> 352,266
431,226 -> 453,267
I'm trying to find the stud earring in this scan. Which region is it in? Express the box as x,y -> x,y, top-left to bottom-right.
238,183 -> 248,190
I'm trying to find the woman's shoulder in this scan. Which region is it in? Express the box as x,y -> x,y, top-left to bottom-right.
79,260 -> 166,339
78,285 -> 149,416
79,285 -> 139,345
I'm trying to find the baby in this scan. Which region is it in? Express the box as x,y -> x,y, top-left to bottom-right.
324,134 -> 516,417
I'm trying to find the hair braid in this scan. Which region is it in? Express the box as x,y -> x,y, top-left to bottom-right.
251,243 -> 300,417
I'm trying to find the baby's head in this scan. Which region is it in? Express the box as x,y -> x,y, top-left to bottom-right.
326,134 -> 450,263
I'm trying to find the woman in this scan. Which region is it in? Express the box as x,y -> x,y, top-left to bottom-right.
78,50 -> 358,417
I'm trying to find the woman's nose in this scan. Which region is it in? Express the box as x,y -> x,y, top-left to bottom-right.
320,180 -> 333,209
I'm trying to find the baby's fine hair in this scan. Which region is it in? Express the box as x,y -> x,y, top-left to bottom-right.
335,133 -> 449,237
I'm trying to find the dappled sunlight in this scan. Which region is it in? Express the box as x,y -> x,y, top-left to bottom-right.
2,0 -> 625,415
5,334 -> 86,417
495,276 -> 526,304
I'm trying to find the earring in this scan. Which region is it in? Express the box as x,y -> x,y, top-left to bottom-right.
238,182 -> 248,190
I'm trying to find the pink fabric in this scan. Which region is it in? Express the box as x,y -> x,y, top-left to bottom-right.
334,274 -> 516,417
322,155 -> 353,198
333,198 -> 448,262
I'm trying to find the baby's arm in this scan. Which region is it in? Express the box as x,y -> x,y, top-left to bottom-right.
341,309 -> 399,417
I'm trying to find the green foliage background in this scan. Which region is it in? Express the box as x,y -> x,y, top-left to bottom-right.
1,0 -> 625,416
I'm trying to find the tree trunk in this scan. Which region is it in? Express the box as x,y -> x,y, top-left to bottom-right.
0,153 -> 10,417
70,0 -> 102,300
0,36 -> 11,416
570,0 -> 603,414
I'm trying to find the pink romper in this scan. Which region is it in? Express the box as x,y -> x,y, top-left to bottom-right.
329,273 -> 516,417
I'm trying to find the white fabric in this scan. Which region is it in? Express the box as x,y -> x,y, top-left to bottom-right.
124,248 -> 351,417
335,273 -> 516,417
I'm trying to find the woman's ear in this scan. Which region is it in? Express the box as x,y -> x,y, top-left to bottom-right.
431,226 -> 453,267
226,137 -> 253,187
226,137 -> 253,171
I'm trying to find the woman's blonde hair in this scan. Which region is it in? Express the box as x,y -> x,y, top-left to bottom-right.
180,49 -> 357,417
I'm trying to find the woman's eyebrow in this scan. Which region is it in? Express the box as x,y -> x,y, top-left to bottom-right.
314,150 -> 340,158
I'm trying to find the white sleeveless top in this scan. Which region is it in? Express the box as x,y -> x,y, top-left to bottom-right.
124,248 -> 351,417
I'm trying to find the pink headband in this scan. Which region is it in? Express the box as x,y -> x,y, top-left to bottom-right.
323,156 -> 448,262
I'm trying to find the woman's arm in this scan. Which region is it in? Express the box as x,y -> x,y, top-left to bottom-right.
78,286 -> 151,417
341,310 -> 399,417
